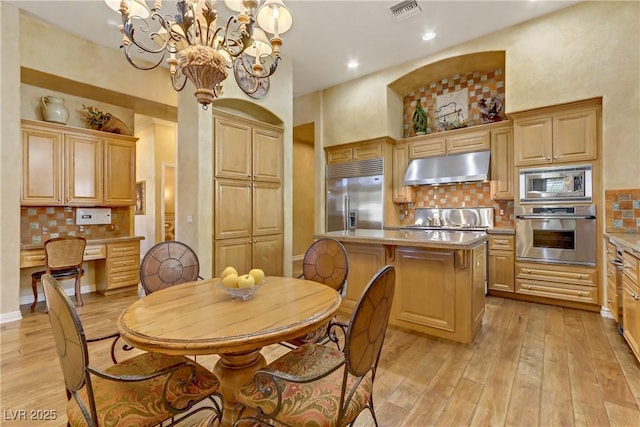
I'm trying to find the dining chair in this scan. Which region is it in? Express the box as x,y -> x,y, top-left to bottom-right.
282,237 -> 349,349
42,274 -> 222,426
234,265 -> 396,427
31,236 -> 86,312
140,241 -> 203,295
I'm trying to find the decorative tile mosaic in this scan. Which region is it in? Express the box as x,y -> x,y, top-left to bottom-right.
396,182 -> 515,228
403,69 -> 506,138
605,189 -> 640,233
21,206 -> 132,245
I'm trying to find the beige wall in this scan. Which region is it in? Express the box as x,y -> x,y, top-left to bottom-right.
307,1 -> 640,191
292,138 -> 315,256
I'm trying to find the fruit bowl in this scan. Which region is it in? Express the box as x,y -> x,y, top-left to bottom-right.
217,280 -> 265,300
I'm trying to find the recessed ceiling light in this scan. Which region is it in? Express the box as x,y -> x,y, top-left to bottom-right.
347,60 -> 359,69
422,31 -> 437,41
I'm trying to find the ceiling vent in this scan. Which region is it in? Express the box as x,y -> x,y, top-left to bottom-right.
389,0 -> 422,22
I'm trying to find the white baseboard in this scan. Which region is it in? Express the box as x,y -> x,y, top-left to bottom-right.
0,311 -> 23,324
19,283 -> 97,306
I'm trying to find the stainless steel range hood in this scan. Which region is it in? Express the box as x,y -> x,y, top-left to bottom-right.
404,150 -> 491,186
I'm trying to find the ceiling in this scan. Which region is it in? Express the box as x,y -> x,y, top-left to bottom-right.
9,0 -> 580,98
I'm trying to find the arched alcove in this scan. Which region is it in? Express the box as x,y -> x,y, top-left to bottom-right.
210,98 -> 284,126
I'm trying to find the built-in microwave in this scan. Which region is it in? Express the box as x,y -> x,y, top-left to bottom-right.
519,164 -> 592,204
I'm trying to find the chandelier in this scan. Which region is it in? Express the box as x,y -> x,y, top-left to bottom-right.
106,0 -> 293,107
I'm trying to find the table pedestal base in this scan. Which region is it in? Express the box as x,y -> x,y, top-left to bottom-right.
214,349 -> 266,427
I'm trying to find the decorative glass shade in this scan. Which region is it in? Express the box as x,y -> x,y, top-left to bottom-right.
257,0 -> 293,37
105,0 -> 150,18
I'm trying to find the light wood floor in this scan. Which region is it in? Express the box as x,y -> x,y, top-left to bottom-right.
1,291 -> 640,426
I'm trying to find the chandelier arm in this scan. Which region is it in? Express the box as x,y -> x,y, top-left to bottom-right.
243,53 -> 280,78
170,69 -> 188,92
223,15 -> 252,58
121,44 -> 167,71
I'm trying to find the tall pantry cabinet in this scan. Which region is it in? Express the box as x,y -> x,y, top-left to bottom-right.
212,110 -> 284,277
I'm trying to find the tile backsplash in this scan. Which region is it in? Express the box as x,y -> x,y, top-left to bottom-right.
605,189 -> 640,233
396,182 -> 514,228
21,206 -> 131,245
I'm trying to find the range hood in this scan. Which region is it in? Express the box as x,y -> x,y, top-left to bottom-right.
404,151 -> 491,186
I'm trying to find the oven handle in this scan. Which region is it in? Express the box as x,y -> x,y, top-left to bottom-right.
515,215 -> 596,220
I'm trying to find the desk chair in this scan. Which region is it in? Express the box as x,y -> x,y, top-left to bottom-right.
282,237 -> 349,349
42,274 -> 221,426
31,236 -> 86,312
140,241 -> 203,295
235,265 -> 396,427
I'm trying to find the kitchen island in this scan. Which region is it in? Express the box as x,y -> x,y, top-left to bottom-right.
314,229 -> 488,344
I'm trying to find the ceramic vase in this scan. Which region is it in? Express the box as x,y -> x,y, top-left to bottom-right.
41,96 -> 69,125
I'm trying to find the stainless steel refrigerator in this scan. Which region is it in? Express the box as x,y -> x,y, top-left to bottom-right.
326,158 -> 384,232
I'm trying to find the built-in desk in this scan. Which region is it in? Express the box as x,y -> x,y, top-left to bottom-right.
20,237 -> 143,296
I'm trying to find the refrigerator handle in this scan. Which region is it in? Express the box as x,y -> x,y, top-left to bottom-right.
344,194 -> 350,230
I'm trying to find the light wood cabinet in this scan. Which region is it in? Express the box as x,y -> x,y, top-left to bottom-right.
212,111 -> 283,277
515,261 -> 598,305
488,235 -> 515,292
513,99 -> 599,166
340,243 -> 387,315
490,126 -> 513,200
605,241 -> 619,321
407,127 -> 490,159
622,251 -> 640,362
392,143 -> 413,203
21,120 -> 137,206
94,240 -> 140,293
325,141 -> 383,164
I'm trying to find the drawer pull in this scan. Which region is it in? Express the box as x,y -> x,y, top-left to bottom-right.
577,292 -> 583,296
523,269 -> 531,274
577,274 -> 583,279
607,298 -> 613,303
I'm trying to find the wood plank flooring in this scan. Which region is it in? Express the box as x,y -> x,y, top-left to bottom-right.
1,292 -> 639,426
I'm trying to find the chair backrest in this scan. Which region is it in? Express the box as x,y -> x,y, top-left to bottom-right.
41,274 -> 92,402
301,238 -> 349,295
45,237 -> 86,273
344,265 -> 395,377
140,241 -> 201,294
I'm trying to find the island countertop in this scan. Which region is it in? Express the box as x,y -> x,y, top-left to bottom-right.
314,229 -> 488,250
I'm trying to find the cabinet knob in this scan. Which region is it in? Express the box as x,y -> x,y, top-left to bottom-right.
577,274 -> 583,279
546,157 -> 551,160
607,273 -> 613,277
607,298 -> 613,303
578,292 -> 583,296
524,269 -> 531,274
553,156 -> 559,159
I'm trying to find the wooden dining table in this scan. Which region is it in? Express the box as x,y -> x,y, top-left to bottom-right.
117,276 -> 342,426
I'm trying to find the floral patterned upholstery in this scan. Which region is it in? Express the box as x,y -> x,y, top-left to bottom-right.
67,352 -> 220,427
236,265 -> 396,427
236,344 -> 373,427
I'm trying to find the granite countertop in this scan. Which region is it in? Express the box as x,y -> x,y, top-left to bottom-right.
21,235 -> 145,251
605,232 -> 640,254
487,227 -> 515,235
315,229 -> 488,250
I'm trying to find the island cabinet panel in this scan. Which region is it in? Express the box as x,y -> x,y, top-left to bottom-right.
340,243 -> 387,315
622,251 -> 640,362
393,247 -> 456,332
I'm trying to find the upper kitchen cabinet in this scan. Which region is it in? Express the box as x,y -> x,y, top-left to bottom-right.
325,140 -> 383,164
21,120 -> 137,206
490,123 -> 513,200
407,126 -> 490,160
214,112 -> 283,183
512,98 -> 600,166
392,143 -> 413,203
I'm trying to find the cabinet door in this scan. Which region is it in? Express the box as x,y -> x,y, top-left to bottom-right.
622,277 -> 640,360
394,247 -> 456,332
341,243 -> 386,315
214,179 -> 252,239
65,133 -> 102,205
446,130 -> 490,154
514,116 -> 553,166
490,127 -> 513,200
553,108 -> 597,162
392,144 -> 413,203
326,147 -> 353,164
252,234 -> 283,276
409,137 -> 446,159
214,238 -> 252,278
103,138 -> 136,205
488,250 -> 515,292
472,245 -> 486,328
353,142 -> 382,160
21,126 -> 64,205
252,181 -> 283,236
253,126 -> 283,182
214,117 -> 252,179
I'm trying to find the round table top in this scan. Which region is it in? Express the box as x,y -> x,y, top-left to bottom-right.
117,276 -> 342,355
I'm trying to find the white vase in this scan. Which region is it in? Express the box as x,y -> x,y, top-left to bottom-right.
40,96 -> 69,125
